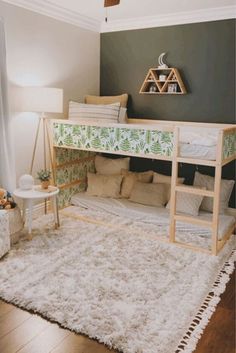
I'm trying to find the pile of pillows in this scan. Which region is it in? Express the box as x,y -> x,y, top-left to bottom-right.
68,94 -> 128,124
86,155 -> 235,217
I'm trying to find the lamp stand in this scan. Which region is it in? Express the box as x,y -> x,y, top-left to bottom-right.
30,113 -> 57,216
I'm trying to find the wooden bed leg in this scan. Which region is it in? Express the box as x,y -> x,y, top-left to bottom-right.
169,127 -> 179,243
211,131 -> 223,256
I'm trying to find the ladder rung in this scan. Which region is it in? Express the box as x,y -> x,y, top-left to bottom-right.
174,214 -> 213,228
177,157 -> 216,167
175,185 -> 214,197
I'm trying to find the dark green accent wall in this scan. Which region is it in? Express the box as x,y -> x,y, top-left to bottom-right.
101,19 -> 235,123
100,19 -> 235,207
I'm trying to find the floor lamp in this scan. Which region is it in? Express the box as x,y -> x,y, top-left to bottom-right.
20,87 -> 63,214
20,87 -> 63,181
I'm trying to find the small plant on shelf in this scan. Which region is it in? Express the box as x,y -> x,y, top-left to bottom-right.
37,169 -> 51,189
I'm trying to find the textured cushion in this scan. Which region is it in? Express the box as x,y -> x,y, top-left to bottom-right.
129,182 -> 167,207
194,171 -> 235,213
153,172 -> 185,202
95,155 -> 130,175
166,187 -> 205,216
85,94 -> 128,108
69,101 -> 120,122
121,169 -> 153,198
86,173 -> 123,198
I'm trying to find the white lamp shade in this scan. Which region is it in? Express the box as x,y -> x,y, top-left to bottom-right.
20,87 -> 63,113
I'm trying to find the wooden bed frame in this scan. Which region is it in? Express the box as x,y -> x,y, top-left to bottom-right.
49,118 -> 236,256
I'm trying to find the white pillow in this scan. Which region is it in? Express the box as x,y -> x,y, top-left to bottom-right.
166,188 -> 205,216
68,101 -> 126,123
129,182 -> 167,207
95,155 -> 130,175
194,171 -> 235,213
86,173 -> 123,198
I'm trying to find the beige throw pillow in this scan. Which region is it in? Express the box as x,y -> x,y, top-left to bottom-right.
86,173 -> 123,198
166,187 -> 206,216
85,94 -> 128,108
120,169 -> 153,198
153,172 -> 185,202
194,171 -> 235,213
129,182 -> 167,207
95,155 -> 130,175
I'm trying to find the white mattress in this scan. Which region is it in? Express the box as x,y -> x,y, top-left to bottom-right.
178,126 -> 219,160
71,193 -> 235,240
179,143 -> 216,160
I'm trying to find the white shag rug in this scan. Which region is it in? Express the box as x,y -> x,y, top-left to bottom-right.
0,206 -> 235,353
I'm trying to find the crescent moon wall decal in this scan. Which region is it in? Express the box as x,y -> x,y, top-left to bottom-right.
158,52 -> 168,68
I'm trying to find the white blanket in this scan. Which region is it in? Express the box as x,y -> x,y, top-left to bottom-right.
71,193 -> 235,241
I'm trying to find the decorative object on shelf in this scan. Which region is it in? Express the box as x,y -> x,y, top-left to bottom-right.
158,52 -> 168,69
149,83 -> 158,93
168,83 -> 178,93
37,169 -> 51,189
139,67 -> 187,95
19,86 -> 63,181
19,174 -> 34,190
159,74 -> 167,82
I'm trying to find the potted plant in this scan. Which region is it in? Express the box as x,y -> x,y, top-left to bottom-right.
37,169 -> 51,189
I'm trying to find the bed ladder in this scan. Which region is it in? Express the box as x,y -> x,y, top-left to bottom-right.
169,127 -> 225,256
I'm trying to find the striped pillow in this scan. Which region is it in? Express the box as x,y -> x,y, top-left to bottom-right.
68,101 -> 121,123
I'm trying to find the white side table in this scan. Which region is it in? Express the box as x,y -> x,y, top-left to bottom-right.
13,185 -> 59,240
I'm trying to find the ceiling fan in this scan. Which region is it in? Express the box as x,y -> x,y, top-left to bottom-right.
104,0 -> 120,8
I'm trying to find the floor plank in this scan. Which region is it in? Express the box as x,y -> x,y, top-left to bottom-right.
50,332 -> 114,353
0,306 -> 31,339
0,301 -> 15,318
194,270 -> 235,353
17,322 -> 70,353
0,313 -> 50,353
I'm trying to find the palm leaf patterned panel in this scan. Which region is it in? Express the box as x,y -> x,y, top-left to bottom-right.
223,131 -> 236,160
53,123 -> 174,158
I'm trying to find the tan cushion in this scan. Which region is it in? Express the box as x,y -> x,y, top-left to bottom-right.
129,182 -> 167,207
194,171 -> 235,213
153,172 -> 185,202
86,173 -> 123,198
85,94 -> 128,108
120,169 -> 153,198
95,155 -> 130,175
166,187 -> 206,217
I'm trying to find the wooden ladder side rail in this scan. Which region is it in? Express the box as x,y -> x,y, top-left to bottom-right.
169,126 -> 179,243
212,130 -> 224,255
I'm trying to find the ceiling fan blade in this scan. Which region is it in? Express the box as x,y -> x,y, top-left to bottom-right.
104,0 -> 120,7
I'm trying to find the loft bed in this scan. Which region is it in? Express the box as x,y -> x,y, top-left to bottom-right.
50,118 -> 236,256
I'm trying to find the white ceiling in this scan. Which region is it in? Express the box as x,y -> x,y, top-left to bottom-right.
3,0 -> 236,32
52,0 -> 235,21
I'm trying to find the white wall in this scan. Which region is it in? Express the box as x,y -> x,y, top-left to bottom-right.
0,1 -> 100,182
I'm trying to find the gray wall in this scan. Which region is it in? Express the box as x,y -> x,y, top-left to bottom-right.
101,19 -> 235,123
101,20 -> 235,207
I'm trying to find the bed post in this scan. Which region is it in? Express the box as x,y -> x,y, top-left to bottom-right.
169,126 -> 179,243
211,130 -> 224,255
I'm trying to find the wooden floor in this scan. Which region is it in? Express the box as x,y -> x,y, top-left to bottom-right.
0,271 -> 234,353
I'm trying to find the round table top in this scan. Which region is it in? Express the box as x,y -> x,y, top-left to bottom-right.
13,185 -> 59,200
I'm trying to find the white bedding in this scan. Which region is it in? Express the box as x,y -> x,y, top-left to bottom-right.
179,127 -> 219,160
71,193 -> 235,241
179,143 -> 216,160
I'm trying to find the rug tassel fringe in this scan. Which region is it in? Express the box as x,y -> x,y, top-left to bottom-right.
175,250 -> 235,353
